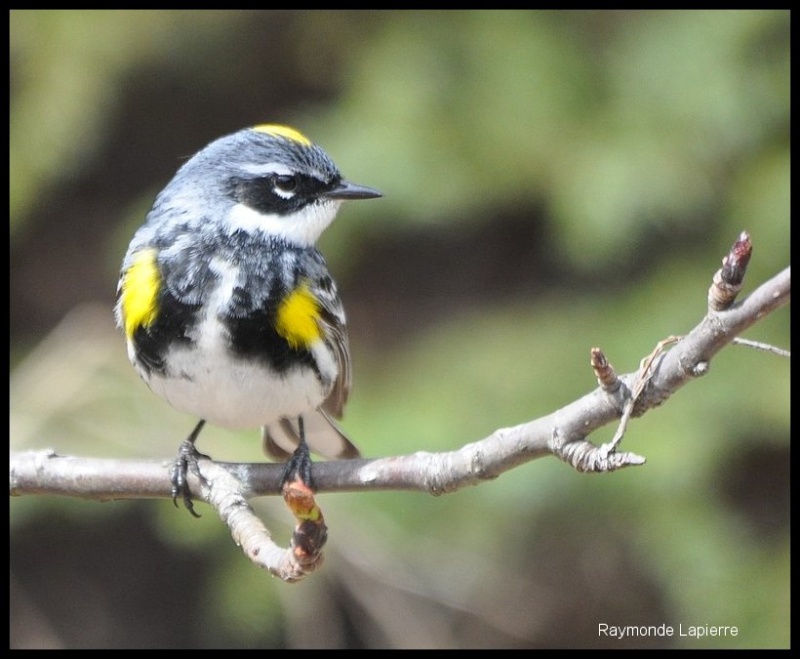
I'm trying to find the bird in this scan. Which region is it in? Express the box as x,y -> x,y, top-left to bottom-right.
115,124 -> 381,514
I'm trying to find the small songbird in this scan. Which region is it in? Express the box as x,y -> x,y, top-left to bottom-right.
115,124 -> 381,513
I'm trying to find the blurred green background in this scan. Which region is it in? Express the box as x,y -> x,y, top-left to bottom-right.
9,10 -> 789,649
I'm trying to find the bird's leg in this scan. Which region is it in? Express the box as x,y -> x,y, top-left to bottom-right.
280,416 -> 328,560
280,416 -> 315,492
169,419 -> 211,518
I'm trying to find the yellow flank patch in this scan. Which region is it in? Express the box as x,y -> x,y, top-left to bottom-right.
275,283 -> 322,350
253,124 -> 313,146
121,248 -> 161,339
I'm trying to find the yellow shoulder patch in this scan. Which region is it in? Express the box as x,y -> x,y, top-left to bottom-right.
253,124 -> 313,146
120,248 -> 161,339
275,282 -> 322,350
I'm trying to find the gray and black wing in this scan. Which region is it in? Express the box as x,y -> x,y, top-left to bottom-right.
263,249 -> 360,461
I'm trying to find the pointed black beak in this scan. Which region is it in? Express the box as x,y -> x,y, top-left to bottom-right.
326,180 -> 382,201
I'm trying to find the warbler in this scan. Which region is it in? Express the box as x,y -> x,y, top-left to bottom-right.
115,124 -> 381,513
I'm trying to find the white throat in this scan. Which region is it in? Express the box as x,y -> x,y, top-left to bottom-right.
225,199 -> 343,246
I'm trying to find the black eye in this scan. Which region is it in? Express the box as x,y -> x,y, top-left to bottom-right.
274,175 -> 298,194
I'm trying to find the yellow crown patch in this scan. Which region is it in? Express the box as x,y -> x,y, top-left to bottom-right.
253,124 -> 313,147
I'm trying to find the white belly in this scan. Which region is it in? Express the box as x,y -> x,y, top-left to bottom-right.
129,257 -> 335,429
142,346 -> 327,429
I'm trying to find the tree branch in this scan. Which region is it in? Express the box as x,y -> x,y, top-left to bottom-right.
9,233 -> 790,580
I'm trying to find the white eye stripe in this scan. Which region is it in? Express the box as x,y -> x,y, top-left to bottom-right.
239,163 -> 304,199
239,161 -> 327,182
239,162 -> 293,176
